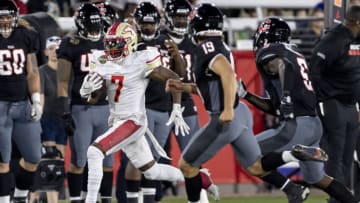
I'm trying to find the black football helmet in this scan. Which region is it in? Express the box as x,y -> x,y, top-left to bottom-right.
134,1 -> 161,41
0,0 -> 18,38
253,17 -> 291,52
94,2 -> 118,32
189,3 -> 224,39
75,3 -> 104,41
164,0 -> 192,37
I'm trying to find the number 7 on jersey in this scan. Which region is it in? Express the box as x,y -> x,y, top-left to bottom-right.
111,75 -> 124,102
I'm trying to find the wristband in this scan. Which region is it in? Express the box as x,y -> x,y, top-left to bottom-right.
31,92 -> 41,104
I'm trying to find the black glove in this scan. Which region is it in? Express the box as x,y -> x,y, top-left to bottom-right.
62,112 -> 75,136
279,92 -> 294,120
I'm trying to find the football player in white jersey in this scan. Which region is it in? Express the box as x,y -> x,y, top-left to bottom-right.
79,22 -> 191,203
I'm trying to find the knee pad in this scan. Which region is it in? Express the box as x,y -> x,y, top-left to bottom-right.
87,146 -> 104,162
87,146 -> 104,175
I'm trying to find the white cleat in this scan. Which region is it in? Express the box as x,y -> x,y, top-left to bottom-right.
199,168 -> 220,201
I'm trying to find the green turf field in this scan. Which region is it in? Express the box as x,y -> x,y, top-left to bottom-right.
59,195 -> 329,203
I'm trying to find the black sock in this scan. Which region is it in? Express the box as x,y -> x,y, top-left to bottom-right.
141,178 -> 157,203
15,166 -> 35,190
261,152 -> 286,171
185,173 -> 202,202
261,171 -> 288,189
81,165 -> 88,194
324,179 -> 356,203
67,172 -> 83,198
100,171 -> 113,201
126,180 -> 141,203
0,172 -> 11,196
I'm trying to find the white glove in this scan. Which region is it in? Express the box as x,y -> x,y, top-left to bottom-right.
166,104 -> 190,136
79,72 -> 104,99
237,79 -> 248,98
31,92 -> 43,121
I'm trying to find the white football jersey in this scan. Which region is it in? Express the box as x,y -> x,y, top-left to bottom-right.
90,48 -> 162,123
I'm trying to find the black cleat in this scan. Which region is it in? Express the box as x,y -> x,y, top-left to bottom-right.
286,185 -> 310,203
291,144 -> 328,162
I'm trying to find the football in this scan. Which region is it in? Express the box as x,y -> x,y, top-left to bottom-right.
91,78 -> 106,99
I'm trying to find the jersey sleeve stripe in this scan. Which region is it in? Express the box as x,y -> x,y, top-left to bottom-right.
146,55 -> 161,69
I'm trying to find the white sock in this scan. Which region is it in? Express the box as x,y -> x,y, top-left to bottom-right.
143,163 -> 184,181
86,146 -> 105,203
80,191 -> 87,200
199,189 -> 209,203
0,195 -> 10,203
14,188 -> 28,198
282,151 -> 299,163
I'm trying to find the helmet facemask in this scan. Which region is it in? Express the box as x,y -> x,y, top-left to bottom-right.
75,3 -> 104,42
0,12 -> 17,38
138,21 -> 159,41
104,37 -> 128,60
134,2 -> 161,41
79,15 -> 103,41
166,12 -> 190,37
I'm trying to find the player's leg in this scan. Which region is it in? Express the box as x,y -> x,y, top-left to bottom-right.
116,153 -> 128,203
39,116 -> 67,202
68,105 -> 93,202
91,105 -> 113,203
176,114 -> 211,203
179,111 -> 239,202
143,109 -> 172,203
86,120 -> 146,203
233,124 -> 307,203
12,116 -> 42,203
0,102 -> 14,203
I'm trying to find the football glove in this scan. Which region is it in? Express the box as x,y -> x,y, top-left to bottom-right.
166,104 -> 190,136
31,92 -> 43,121
79,72 -> 104,99
279,92 -> 294,120
237,79 -> 248,98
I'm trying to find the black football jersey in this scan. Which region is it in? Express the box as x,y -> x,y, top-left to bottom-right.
0,27 -> 40,101
158,31 -> 197,116
255,43 -> 317,117
57,34 -> 107,105
137,35 -> 172,112
194,38 -> 239,113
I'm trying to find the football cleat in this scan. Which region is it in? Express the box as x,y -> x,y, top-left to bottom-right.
291,144 -> 328,162
286,185 -> 310,203
199,168 -> 220,201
